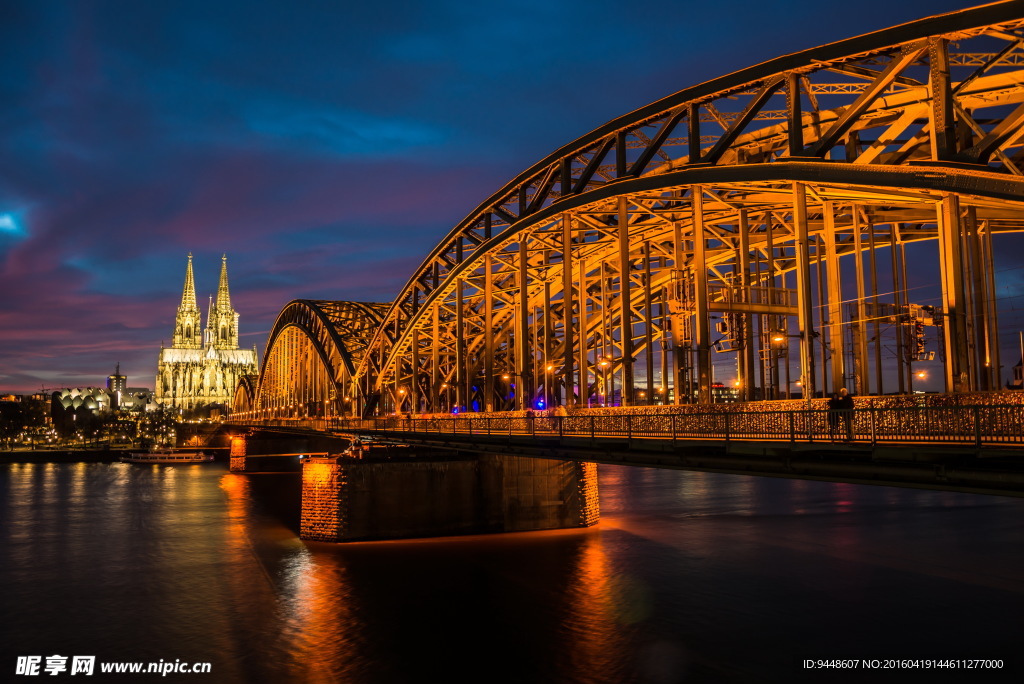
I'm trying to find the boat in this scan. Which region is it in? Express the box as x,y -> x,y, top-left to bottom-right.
121,448 -> 214,464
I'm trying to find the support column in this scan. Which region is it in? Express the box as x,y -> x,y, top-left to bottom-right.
484,255 -> 495,411
618,197 -> 634,406
643,240 -> 655,403
967,208 -> 990,390
937,194 -> 970,392
562,214 -> 575,407
787,72 -> 804,156
692,188 -> 712,404
792,183 -> 816,398
517,241 -> 530,410
411,329 -> 420,413
671,220 -> 687,404
456,282 -> 467,410
738,210 -> 755,402
431,304 -> 440,413
982,221 -> 1001,388
891,228 -> 907,394
823,202 -> 845,392
928,37 -> 956,160
578,257 -> 589,407
852,209 -> 870,395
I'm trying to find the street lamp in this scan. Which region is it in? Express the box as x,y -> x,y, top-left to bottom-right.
596,358 -> 612,406
498,373 -> 524,411
540,366 -> 555,410
439,383 -> 451,413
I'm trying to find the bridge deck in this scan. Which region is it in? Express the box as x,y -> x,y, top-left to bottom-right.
231,405 -> 1024,497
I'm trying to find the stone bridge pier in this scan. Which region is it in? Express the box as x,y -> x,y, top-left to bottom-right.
228,431 -> 347,473
301,452 -> 599,543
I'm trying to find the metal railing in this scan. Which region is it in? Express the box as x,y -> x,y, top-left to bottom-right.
248,405 -> 1024,448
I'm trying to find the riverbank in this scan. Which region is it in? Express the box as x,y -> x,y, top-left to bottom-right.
0,448 -> 229,464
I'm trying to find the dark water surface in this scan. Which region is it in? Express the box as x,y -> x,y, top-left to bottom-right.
1,461 -> 1021,683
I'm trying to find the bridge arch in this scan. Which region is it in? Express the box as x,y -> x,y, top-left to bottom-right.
232,374 -> 258,414
245,300 -> 389,419
351,2 -> 1024,414
237,3 -> 1024,417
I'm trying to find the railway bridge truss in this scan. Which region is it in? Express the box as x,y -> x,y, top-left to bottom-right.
235,2 -> 1024,421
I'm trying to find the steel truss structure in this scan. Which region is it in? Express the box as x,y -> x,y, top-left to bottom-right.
235,300 -> 388,417
244,2 -> 1024,418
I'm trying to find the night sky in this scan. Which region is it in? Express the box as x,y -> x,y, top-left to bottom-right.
0,0 -> 991,394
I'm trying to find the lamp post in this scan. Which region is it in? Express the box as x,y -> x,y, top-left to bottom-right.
500,373 -> 522,412
597,358 -> 611,407
912,368 -> 926,393
544,365 -> 557,410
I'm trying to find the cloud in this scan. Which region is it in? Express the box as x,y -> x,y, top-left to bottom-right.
0,0 -> 999,393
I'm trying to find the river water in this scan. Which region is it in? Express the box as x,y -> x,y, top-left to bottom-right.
0,460 -> 1021,683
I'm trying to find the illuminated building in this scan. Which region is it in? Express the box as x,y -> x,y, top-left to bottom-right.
155,254 -> 258,410
106,363 -> 127,393
106,362 -> 127,407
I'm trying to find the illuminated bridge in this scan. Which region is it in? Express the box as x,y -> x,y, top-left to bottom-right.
229,3 -> 1024,520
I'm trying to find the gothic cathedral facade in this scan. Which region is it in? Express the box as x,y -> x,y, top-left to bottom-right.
155,255 -> 258,410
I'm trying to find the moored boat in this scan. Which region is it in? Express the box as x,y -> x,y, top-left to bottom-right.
121,448 -> 214,464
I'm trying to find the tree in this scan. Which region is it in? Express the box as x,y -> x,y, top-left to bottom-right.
0,402 -> 23,450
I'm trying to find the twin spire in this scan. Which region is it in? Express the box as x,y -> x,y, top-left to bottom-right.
173,254 -> 239,350
181,253 -> 198,311
217,254 -> 232,310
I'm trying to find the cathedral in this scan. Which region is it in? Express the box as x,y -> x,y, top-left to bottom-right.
155,254 -> 259,410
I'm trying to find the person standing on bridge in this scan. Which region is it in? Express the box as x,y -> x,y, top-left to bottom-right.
837,388 -> 854,442
827,393 -> 841,442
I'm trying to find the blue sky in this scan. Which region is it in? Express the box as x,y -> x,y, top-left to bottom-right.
0,0 -> 985,392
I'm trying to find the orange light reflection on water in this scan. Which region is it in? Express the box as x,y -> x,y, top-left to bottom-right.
219,472 -> 367,680
561,530 -> 630,673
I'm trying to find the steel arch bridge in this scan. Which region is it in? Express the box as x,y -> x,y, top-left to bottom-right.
234,300 -> 389,418
241,2 -> 1024,420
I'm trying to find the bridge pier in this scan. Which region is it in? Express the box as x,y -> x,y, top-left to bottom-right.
300,453 -> 598,543
229,432 -> 343,473
229,435 -> 247,472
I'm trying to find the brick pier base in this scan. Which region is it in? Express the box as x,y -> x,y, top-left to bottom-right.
300,453 -> 599,543
228,435 -> 247,472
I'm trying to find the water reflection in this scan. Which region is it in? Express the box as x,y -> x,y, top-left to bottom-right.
1,462 -> 1022,683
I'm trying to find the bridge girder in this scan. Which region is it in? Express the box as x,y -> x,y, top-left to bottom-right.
252,2 -> 1024,417
254,300 -> 388,418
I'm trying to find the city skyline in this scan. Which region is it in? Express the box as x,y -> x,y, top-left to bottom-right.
0,0 -> 1006,394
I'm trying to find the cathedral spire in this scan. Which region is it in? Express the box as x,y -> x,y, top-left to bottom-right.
156,253 -> 257,411
216,254 -> 232,310
172,253 -> 203,349
208,255 -> 241,350
181,253 -> 197,310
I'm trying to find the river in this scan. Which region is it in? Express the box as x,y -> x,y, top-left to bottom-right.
1,460 -> 1020,682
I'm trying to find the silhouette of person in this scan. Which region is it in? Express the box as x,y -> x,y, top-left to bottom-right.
827,393 -> 841,442
837,388 -> 854,441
